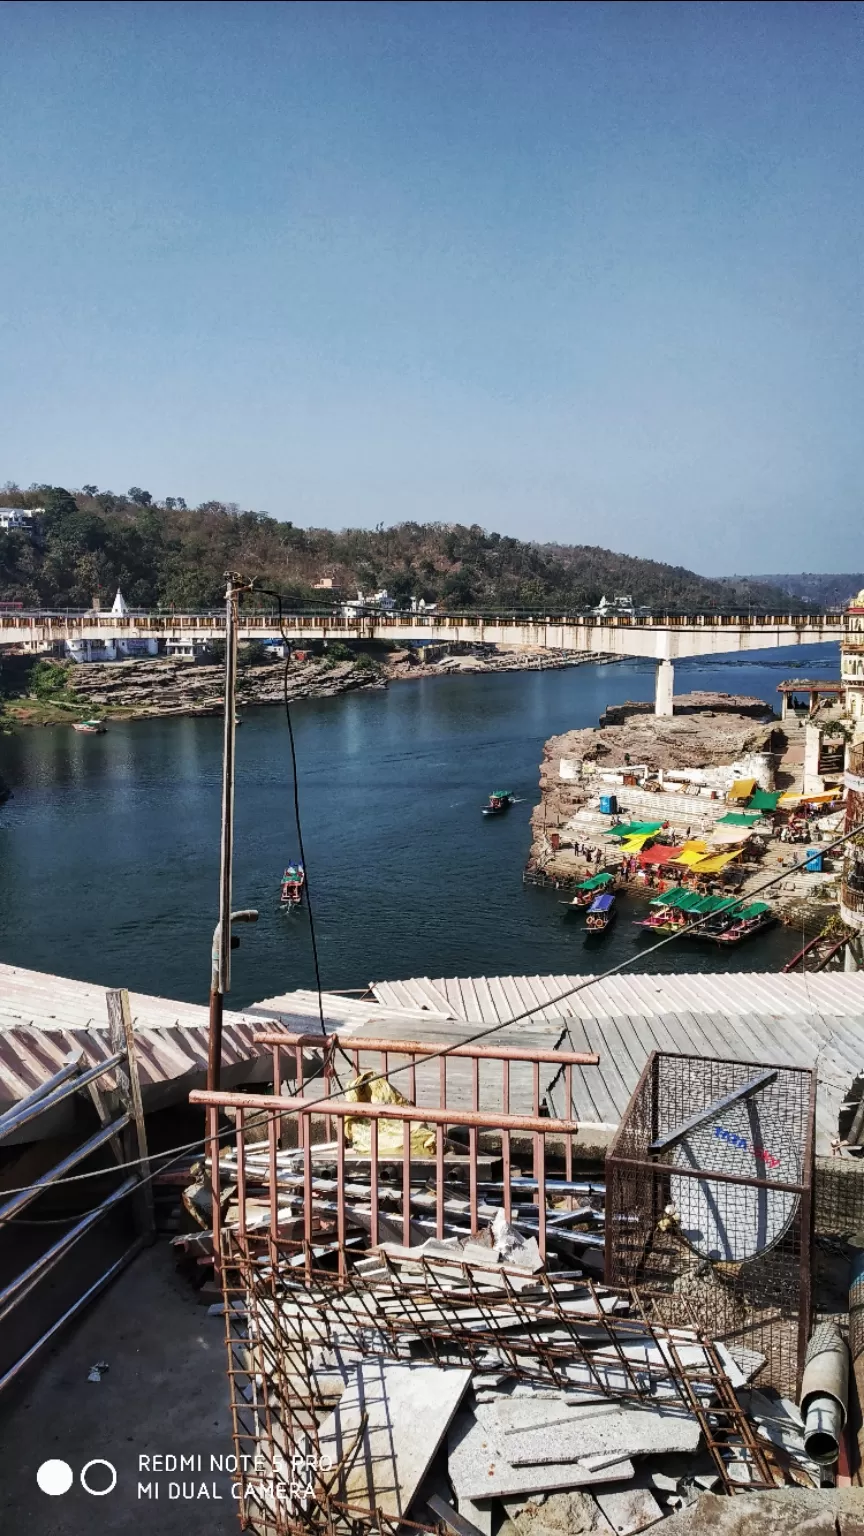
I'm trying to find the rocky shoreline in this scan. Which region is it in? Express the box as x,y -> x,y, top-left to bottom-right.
3,647 -> 614,727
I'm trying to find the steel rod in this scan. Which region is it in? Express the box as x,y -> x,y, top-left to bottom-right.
0,1112 -> 131,1225
0,1052 -> 126,1141
0,1048 -> 84,1136
191,1088 -> 581,1134
0,1175 -> 140,1323
0,1237 -> 145,1396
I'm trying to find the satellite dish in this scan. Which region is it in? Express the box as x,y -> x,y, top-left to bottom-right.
669,1090 -> 801,1263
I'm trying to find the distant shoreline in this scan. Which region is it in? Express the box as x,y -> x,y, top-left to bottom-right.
2,647 -> 619,729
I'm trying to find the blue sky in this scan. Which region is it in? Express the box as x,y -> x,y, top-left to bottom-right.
1,1 -> 861,573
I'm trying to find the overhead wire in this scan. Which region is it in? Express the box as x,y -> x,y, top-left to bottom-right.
3,818 -> 860,1217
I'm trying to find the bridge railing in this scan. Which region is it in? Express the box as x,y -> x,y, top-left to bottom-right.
0,609 -> 846,635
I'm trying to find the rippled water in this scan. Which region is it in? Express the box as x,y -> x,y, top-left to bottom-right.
0,647 -> 839,1007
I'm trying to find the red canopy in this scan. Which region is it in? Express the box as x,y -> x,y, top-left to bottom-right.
638,844 -> 684,866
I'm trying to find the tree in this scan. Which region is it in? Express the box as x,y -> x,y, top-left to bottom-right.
81,484 -> 99,496
127,487 -> 152,506
42,487 -> 78,523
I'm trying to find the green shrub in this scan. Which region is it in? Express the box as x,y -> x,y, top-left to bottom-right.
29,660 -> 79,702
323,641 -> 356,663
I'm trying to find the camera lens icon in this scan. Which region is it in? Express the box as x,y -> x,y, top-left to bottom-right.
37,1458 -> 117,1496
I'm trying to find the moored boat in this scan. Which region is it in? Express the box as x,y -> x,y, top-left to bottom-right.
72,719 -> 107,734
714,902 -> 776,945
482,790 -> 515,817
585,892 -> 616,931
560,871 -> 615,912
280,864 -> 306,906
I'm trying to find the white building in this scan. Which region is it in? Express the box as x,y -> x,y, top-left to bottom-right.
0,507 -> 39,535
341,589 -> 397,618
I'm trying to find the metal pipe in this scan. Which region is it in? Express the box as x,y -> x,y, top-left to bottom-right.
252,1030 -> 599,1065
0,1174 -> 140,1324
0,1236 -> 145,1396
0,1051 -> 126,1142
0,1111 -> 130,1224
208,574 -> 239,1092
800,1321 -> 849,1466
0,1047 -> 84,1136
190,1087 -> 580,1134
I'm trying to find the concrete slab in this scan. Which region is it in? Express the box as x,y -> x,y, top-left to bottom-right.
486,1399 -> 702,1464
594,1487 -> 664,1534
448,1412 -> 633,1500
456,1494 -> 496,1535
317,1360 -> 472,1519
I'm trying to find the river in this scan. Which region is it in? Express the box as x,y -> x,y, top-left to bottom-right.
0,647 -> 840,1008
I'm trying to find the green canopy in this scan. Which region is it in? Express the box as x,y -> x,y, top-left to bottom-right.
650,885 -> 691,906
748,789 -> 782,812
695,894 -> 739,915
607,821 -> 664,839
576,872 -> 615,891
491,790 -> 513,799
715,812 -> 762,827
651,889 -> 705,912
732,901 -> 771,920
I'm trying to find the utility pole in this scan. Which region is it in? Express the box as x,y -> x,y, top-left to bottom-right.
207,575 -> 257,1090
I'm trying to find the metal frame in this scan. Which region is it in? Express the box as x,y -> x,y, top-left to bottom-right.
0,987 -> 154,1393
606,1050 -> 816,1398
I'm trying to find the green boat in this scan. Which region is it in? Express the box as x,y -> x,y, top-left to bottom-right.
560,871 -> 616,910
482,790 -> 515,817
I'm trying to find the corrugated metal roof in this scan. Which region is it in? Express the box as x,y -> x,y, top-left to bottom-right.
0,962 -> 285,1116
367,972 -> 864,1155
373,971 -> 864,1022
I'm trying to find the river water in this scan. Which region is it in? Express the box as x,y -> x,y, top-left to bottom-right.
0,647 -> 840,1008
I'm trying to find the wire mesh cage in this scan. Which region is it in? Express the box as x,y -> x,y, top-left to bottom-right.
605,1051 -> 815,1399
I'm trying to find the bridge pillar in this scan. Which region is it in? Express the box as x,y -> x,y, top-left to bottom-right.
654,659 -> 674,717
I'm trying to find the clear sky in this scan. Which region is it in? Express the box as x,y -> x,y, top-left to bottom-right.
1,1 -> 861,574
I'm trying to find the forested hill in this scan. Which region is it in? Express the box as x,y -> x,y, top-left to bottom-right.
755,573 -> 864,609
0,484 -> 807,612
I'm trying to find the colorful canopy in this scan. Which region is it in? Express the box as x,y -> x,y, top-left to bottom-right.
607,821 -> 664,839
728,777 -> 757,801
708,826 -> 753,846
672,840 -> 709,867
748,789 -> 782,812
649,885 -> 693,907
576,872 -> 614,891
638,844 -> 684,866
689,851 -> 743,873
588,892 -> 615,913
619,834 -> 655,852
733,901 -> 771,920
778,789 -> 842,808
715,812 -> 762,826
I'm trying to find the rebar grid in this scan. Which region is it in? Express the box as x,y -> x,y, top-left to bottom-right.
606,1052 -> 815,1399
218,1231 -> 779,1535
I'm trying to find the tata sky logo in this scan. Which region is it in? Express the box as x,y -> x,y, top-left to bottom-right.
37,1458 -> 117,1497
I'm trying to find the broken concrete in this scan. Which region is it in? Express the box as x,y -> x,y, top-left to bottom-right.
593,1486 -> 664,1535
653,1487 -> 864,1535
486,1396 -> 702,1464
317,1361 -> 471,1518
447,1410 -> 634,1500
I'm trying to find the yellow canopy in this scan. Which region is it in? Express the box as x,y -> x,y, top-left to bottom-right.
778,789 -> 840,808
727,778 -> 757,801
690,851 -> 743,873
619,833 -> 654,851
672,840 -> 709,866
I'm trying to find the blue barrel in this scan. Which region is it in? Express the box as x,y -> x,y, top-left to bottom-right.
599,794 -> 618,816
805,848 -> 823,873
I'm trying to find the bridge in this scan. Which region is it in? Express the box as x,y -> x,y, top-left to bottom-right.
0,608 -> 845,714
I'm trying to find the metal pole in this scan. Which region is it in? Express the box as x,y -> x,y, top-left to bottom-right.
208,575 -> 239,1092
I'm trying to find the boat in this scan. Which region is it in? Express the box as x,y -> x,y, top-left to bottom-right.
482,790 -> 515,817
585,892 -> 617,932
280,864 -> 306,906
72,719 -> 107,734
715,902 -> 776,945
560,872 -> 615,911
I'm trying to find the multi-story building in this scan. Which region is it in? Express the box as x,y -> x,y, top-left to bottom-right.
842,589 -> 864,727
840,740 -> 864,971
0,506 -> 40,535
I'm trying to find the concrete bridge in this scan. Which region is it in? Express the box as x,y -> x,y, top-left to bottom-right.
0,608 -> 845,714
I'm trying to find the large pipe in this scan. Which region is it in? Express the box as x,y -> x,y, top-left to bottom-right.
848,1250 -> 864,1475
800,1321 -> 849,1466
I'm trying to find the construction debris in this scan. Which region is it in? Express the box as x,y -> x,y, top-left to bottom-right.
187,1037 -> 858,1536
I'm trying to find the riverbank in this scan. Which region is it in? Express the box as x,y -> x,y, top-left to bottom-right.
525,688 -> 846,939
1,647 -> 612,726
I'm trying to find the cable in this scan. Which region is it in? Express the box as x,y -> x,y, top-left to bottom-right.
2,818 -> 861,1214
